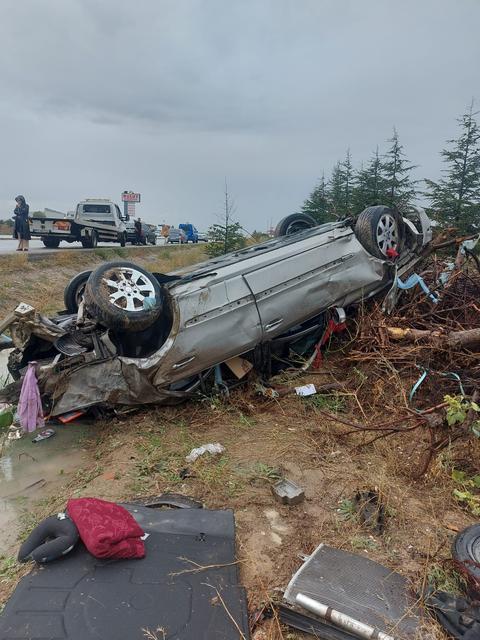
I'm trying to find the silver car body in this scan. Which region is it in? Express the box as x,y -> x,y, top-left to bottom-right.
5,210 -> 431,414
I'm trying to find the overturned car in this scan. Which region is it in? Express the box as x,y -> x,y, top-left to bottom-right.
1,206 -> 432,415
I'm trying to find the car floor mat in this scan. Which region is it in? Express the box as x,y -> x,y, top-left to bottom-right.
283,543 -> 420,639
0,506 -> 250,640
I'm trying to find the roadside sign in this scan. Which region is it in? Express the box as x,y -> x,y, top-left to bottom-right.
122,192 -> 141,203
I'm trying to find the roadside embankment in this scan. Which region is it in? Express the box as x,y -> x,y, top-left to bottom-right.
0,244 -> 206,313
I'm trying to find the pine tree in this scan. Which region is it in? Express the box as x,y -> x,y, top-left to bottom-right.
206,180 -> 246,257
382,128 -> 416,209
300,172 -> 332,224
424,103 -> 480,232
328,161 -> 345,218
352,147 -> 388,212
341,149 -> 354,216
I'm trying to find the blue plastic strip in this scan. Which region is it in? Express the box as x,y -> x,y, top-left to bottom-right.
396,274 -> 439,303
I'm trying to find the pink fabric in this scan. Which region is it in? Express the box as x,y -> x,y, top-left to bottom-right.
18,362 -> 45,433
67,497 -> 145,559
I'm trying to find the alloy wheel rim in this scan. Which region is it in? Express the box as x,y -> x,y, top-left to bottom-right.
376,214 -> 398,255
102,268 -> 155,312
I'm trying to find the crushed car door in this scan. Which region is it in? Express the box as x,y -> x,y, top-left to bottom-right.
243,226 -> 386,339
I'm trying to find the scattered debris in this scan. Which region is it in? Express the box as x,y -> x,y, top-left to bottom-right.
129,493 -> 203,510
452,524 -> 480,597
353,490 -> 386,535
295,383 -> 317,397
295,592 -> 394,640
18,512 -> 79,564
425,589 -> 480,640
271,478 -> 305,505
32,428 -> 56,443
2,505 -> 249,640
224,356 -> 253,379
185,442 -> 225,463
282,543 -> 419,638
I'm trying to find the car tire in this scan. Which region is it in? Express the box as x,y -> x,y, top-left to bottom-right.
354,205 -> 404,259
42,237 -> 61,249
120,232 -> 126,247
274,213 -> 317,237
90,231 -> 98,249
64,270 -> 92,313
83,261 -> 163,332
452,524 -> 480,585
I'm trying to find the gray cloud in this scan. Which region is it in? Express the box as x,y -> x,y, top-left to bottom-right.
0,0 -> 478,229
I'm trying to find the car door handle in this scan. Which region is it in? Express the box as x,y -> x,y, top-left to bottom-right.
264,318 -> 283,332
172,356 -> 196,369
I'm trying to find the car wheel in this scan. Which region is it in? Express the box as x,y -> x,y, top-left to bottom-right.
120,232 -> 126,247
83,261 -> 163,332
452,524 -> 480,585
42,237 -> 61,249
354,205 -> 404,259
64,270 -> 92,313
274,213 -> 317,237
90,230 -> 98,249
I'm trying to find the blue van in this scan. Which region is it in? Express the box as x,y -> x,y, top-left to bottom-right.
179,223 -> 199,243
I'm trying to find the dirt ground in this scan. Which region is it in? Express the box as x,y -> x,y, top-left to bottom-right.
0,248 -> 476,639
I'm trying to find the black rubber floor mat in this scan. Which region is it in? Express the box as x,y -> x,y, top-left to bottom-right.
0,506 -> 249,640
283,543 -> 419,638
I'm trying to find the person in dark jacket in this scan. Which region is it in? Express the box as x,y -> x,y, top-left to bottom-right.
13,195 -> 31,252
134,217 -> 143,245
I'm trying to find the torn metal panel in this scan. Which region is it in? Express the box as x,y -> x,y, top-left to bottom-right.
283,544 -> 419,639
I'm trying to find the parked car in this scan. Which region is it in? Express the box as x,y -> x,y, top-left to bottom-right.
197,231 -> 208,242
179,223 -> 199,243
167,228 -> 187,244
1,206 -> 432,416
125,221 -> 157,245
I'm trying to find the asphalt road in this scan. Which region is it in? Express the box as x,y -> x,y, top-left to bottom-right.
0,235 -> 167,255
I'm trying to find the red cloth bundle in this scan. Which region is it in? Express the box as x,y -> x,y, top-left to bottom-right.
67,497 -> 145,559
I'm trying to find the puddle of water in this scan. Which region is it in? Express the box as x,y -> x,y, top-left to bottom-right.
0,421 -> 94,555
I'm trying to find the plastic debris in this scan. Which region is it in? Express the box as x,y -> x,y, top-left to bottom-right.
295,383 -> 316,397
186,443 -> 225,463
271,478 -> 305,505
18,362 -> 45,433
32,428 -> 56,443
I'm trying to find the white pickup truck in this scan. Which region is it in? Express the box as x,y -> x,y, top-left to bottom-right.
29,199 -> 128,249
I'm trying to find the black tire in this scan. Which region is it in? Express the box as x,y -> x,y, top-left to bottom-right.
274,213 -> 317,237
83,261 -> 163,332
90,231 -> 98,249
452,524 -> 480,584
42,237 -> 60,249
120,232 -> 126,248
64,270 -> 92,313
150,236 -> 156,245
354,205 -> 404,259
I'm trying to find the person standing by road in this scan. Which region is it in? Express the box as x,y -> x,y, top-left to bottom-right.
13,195 -> 31,251
134,217 -> 143,245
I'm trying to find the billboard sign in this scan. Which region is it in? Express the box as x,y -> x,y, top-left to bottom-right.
122,191 -> 141,203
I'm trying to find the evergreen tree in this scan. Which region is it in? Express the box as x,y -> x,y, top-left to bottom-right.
328,161 -> 345,218
300,172 -> 332,224
352,147 -> 388,212
206,180 -> 246,257
341,149 -> 354,215
382,128 -> 416,209
424,103 -> 480,232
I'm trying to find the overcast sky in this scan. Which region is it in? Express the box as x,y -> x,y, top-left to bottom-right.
0,0 -> 478,230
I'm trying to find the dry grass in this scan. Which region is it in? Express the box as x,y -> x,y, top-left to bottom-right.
0,244 -> 205,314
